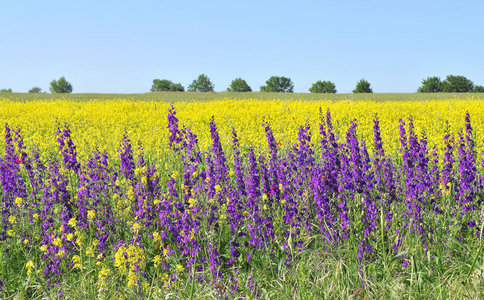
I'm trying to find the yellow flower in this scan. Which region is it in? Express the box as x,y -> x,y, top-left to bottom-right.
72,255 -> 81,263
40,245 -> 48,252
188,198 -> 197,208
215,185 -> 221,193
33,213 -> 39,219
132,222 -> 140,233
66,233 -> 74,241
280,199 -> 287,205
23,239 -> 29,245
53,237 -> 62,247
153,255 -> 161,268
98,267 -> 110,279
68,217 -> 77,227
9,216 -> 17,225
86,246 -> 94,256
176,264 -> 185,272
127,269 -> 137,287
153,231 -> 161,241
87,210 -> 95,220
26,260 -> 34,269
15,197 -> 23,206
57,250 -> 65,257
205,177 -> 210,183
26,261 -> 34,275
153,199 -> 160,205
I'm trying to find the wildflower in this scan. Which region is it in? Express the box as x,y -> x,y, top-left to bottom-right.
15,197 -> 22,206
98,267 -> 110,279
87,210 -> 96,220
127,270 -> 137,287
153,255 -> 161,268
132,223 -> 140,234
86,247 -> 94,256
40,245 -> 48,253
188,198 -> 197,208
23,239 -> 29,245
215,185 -> 221,193
33,213 -> 39,219
176,264 -> 185,272
57,250 -> 65,257
9,216 -> 17,225
25,261 -> 34,275
53,237 -> 62,247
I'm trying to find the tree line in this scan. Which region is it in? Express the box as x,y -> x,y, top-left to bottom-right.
151,75 -> 373,93
1,75 -> 483,94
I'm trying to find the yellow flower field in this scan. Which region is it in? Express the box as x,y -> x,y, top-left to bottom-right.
0,97 -> 483,160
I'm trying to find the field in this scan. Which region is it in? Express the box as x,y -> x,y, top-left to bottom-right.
1,93 -> 484,298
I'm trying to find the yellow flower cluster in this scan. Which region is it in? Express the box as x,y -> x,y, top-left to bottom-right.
114,244 -> 146,288
0,97 -> 483,160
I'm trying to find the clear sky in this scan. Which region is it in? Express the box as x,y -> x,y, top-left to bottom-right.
2,0 -> 483,93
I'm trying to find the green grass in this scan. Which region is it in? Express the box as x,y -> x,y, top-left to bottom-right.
2,91 -> 484,102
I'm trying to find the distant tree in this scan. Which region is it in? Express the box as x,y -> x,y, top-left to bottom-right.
49,76 -> 73,93
151,79 -> 184,92
417,76 -> 442,93
352,79 -> 373,93
473,85 -> 484,93
309,80 -> 337,93
188,74 -> 214,92
227,78 -> 252,92
260,76 -> 294,93
28,87 -> 42,93
442,75 -> 474,92
0,88 -> 12,93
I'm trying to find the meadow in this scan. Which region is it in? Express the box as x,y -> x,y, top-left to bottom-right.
0,93 -> 483,298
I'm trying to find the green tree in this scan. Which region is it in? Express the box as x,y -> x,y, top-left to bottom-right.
227,78 -> 252,92
0,88 -> 12,93
187,74 -> 214,92
352,79 -> 373,93
260,76 -> 294,93
28,87 -> 42,93
49,76 -> 73,93
473,85 -> 484,93
151,79 -> 184,92
417,76 -> 442,93
442,75 -> 474,92
309,80 -> 337,93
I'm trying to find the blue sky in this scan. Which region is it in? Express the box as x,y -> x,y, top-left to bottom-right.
2,0 -> 483,93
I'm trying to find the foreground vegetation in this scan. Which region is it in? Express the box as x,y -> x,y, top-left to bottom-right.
0,95 -> 483,298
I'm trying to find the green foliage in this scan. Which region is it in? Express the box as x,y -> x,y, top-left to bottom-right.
309,80 -> 337,93
0,88 -> 12,93
473,85 -> 484,93
227,78 -> 252,92
151,79 -> 184,92
442,75 -> 474,93
260,76 -> 294,93
187,74 -> 214,92
28,87 -> 42,93
353,79 -> 373,93
417,76 -> 442,93
49,76 -> 73,93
